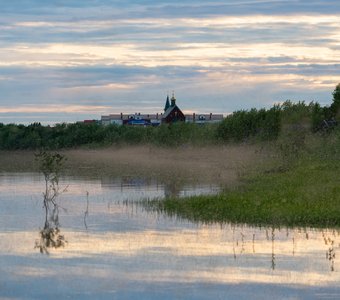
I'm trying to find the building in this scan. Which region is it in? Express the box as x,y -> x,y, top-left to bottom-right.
161,93 -> 186,124
101,113 -> 162,126
101,93 -> 224,126
185,113 -> 224,124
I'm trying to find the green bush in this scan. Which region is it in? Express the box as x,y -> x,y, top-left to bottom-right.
217,106 -> 281,142
1,84 -> 339,150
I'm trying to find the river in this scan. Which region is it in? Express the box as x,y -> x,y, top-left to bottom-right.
0,173 -> 339,299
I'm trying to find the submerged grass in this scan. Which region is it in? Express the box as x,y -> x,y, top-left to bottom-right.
143,130 -> 340,228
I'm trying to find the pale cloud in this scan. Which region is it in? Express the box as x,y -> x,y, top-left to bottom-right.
11,15 -> 340,29
1,41 -> 339,68
1,226 -> 339,287
183,14 -> 340,27
0,1 -> 340,123
0,105 -> 111,114
63,82 -> 138,91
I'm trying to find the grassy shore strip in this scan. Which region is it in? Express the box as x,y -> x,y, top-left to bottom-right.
143,158 -> 340,228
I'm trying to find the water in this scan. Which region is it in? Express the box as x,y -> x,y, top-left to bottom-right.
0,173 -> 339,299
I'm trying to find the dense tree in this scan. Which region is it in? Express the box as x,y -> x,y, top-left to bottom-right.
1,85 -> 339,149
330,83 -> 340,118
217,106 -> 281,142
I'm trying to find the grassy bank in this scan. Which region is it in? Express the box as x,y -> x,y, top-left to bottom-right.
142,130 -> 340,228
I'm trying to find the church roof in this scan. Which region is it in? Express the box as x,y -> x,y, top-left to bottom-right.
162,105 -> 179,119
164,95 -> 170,112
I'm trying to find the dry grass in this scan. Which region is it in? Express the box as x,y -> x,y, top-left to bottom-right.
0,145 -> 267,186
0,150 -> 37,172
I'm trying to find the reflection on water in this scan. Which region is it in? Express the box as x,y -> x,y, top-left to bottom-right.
84,191 -> 89,230
100,175 -> 220,199
0,173 -> 340,299
325,233 -> 336,272
34,156 -> 67,254
34,201 -> 66,254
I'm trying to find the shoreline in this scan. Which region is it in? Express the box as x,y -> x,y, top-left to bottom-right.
3,143 -> 339,228
144,155 -> 340,228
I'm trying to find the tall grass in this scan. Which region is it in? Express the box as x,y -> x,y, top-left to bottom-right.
142,127 -> 340,227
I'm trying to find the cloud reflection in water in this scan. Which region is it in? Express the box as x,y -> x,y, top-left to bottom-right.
0,173 -> 339,299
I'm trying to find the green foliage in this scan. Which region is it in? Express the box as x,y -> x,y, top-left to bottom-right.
310,83 -> 340,129
35,151 -> 66,185
330,83 -> 340,118
311,102 -> 326,132
280,100 -> 313,123
149,122 -> 218,146
217,106 -> 281,142
0,121 -> 219,149
276,101 -> 314,161
145,137 -> 340,227
1,84 -> 339,149
142,121 -> 340,228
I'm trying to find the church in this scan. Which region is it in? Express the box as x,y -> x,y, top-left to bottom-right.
101,93 -> 223,126
161,93 -> 186,123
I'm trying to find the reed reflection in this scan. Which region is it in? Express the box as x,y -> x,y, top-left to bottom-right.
323,232 -> 336,272
271,228 -> 276,270
230,226 -> 339,272
100,176 -> 219,201
35,197 -> 66,254
34,151 -> 67,254
137,192 -> 340,273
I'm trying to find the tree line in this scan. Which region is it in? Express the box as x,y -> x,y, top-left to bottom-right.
0,84 -> 339,150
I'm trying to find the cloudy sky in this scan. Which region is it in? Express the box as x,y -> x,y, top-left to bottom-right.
1,0 -> 340,124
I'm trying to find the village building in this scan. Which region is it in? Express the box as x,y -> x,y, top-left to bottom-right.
161,93 -> 186,123
100,93 -> 223,126
101,113 -> 162,126
185,113 -> 224,124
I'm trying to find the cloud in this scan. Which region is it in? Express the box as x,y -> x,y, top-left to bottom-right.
0,104 -> 111,114
0,1 -> 339,123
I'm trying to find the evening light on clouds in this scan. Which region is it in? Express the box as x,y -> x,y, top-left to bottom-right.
0,0 -> 340,124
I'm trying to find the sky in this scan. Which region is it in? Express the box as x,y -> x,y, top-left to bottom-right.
0,0 -> 340,124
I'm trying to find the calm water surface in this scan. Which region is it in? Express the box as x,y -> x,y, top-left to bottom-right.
0,173 -> 339,299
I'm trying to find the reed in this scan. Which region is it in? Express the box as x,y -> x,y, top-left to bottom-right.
142,128 -> 340,228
